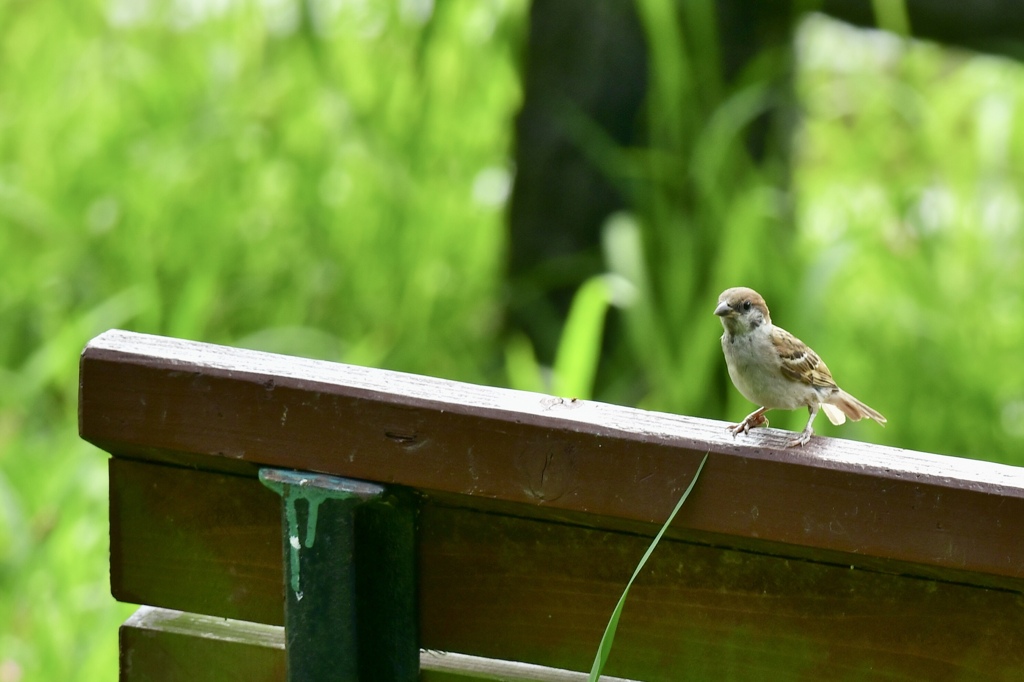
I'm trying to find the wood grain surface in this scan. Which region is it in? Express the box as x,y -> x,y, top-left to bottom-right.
83,330 -> 1024,589
111,458 -> 1024,681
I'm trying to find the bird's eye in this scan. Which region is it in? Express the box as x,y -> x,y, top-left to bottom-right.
742,301 -> 752,311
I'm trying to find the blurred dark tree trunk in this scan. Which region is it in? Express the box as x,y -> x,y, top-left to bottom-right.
505,0 -> 649,362
505,0 -> 799,364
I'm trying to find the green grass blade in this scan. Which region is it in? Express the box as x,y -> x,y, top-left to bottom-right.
504,333 -> 548,394
588,452 -> 710,681
552,276 -> 612,399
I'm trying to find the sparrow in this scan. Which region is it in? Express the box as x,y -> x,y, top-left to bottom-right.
714,286 -> 886,447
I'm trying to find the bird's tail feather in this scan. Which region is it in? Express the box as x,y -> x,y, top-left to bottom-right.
826,390 -> 886,426
820,403 -> 846,426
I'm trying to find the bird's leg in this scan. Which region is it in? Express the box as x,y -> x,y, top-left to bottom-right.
728,406 -> 769,438
788,403 -> 820,448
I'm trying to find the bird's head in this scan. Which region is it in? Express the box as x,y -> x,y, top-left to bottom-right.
714,287 -> 772,335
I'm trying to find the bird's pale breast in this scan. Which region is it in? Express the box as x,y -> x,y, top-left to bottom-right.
721,329 -> 822,410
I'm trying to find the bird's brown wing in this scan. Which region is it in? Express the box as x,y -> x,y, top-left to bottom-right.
771,327 -> 838,389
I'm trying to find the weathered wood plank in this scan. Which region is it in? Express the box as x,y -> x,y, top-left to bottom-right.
119,606 -> 285,682
120,607 -> 638,682
111,458 -> 1024,682
110,458 -> 284,625
83,330 -> 1024,589
419,651 -> 637,682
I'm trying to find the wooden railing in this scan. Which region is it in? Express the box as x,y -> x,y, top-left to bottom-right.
79,330 -> 1024,681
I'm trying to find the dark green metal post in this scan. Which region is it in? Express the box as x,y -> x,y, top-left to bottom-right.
259,469 -> 417,681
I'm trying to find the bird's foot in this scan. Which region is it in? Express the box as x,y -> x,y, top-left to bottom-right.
728,412 -> 769,438
786,428 -> 813,448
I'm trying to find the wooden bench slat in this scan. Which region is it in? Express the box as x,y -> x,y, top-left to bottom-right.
110,458 -> 284,625
120,607 -> 642,682
111,457 -> 1024,681
120,606 -> 285,681
83,330 -> 1024,590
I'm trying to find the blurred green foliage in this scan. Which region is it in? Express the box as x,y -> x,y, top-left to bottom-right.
596,7 -> 1024,459
2,0 -> 1024,679
793,15 -> 1024,457
597,0 -> 794,415
0,0 -> 524,678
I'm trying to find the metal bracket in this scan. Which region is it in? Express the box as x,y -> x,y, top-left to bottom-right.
260,468 -> 417,681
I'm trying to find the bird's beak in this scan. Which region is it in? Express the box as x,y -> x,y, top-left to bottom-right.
714,301 -> 732,317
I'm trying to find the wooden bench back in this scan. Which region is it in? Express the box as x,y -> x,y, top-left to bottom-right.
80,330 -> 1024,680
